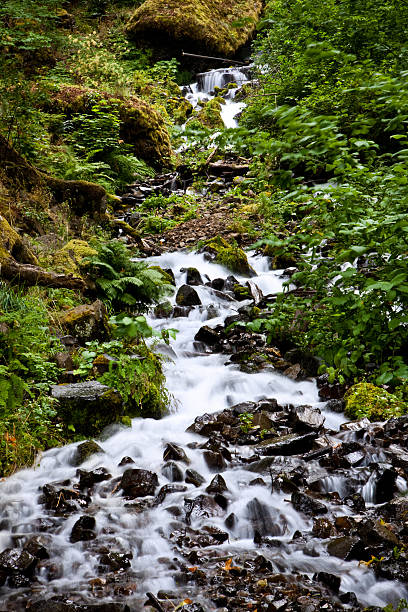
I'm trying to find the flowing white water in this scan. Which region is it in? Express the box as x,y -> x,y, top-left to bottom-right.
0,250 -> 406,608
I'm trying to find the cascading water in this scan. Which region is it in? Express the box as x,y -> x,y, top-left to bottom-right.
0,250 -> 407,609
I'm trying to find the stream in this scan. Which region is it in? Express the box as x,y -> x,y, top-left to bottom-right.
0,67 -> 408,611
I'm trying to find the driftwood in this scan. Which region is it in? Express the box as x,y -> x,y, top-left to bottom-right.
0,259 -> 87,291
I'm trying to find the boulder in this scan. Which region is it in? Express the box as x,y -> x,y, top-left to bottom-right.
184,494 -> 224,524
289,405 -> 325,432
194,325 -> 221,345
291,492 -> 327,516
77,467 -> 111,489
125,0 -> 262,58
161,461 -> 184,482
71,440 -> 104,466
57,300 -> 110,342
206,474 -> 228,494
53,239 -> 97,275
202,236 -> 256,277
185,469 -> 206,487
163,442 -> 190,464
255,432 -> 318,456
51,381 -> 123,437
182,267 -> 203,286
327,536 -> 366,561
120,468 -> 159,498
176,284 -> 202,306
70,516 -> 96,543
246,498 -> 287,537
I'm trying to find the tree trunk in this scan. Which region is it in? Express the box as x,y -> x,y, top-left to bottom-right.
0,259 -> 87,291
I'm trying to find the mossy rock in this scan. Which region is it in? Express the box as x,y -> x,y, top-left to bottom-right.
71,440 -> 104,466
344,382 -> 408,422
0,214 -> 38,265
168,97 -> 194,125
126,0 -> 263,57
53,239 -> 97,275
51,86 -> 172,167
58,299 -> 110,342
196,98 -> 224,130
263,244 -> 297,269
204,235 -> 256,277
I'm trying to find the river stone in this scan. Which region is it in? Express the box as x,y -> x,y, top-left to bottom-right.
255,432 -> 318,456
289,405 -> 325,432
291,492 -> 327,516
203,449 -> 227,472
57,299 -> 110,342
154,484 -> 188,506
357,519 -> 399,547
41,483 -> 91,513
77,467 -> 111,489
206,474 -> 228,494
70,515 -> 96,543
51,381 -> 123,437
183,267 -> 203,286
0,548 -> 37,576
194,325 -> 220,345
185,494 -> 224,524
71,440 -> 104,467
185,468 -> 206,487
176,284 -> 201,306
163,442 -> 190,464
375,465 -> 398,504
120,468 -> 159,498
187,412 -> 223,436
246,498 -> 287,537
314,571 -> 341,593
327,536 -> 366,561
161,461 -> 184,482
99,552 -> 133,572
24,536 -> 49,560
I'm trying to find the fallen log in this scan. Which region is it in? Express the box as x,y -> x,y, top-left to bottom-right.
0,259 -> 87,291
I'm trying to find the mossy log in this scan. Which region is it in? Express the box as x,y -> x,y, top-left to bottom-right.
0,259 -> 86,291
126,0 -> 263,57
0,135 -> 106,217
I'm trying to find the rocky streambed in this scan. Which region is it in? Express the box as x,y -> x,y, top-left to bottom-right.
1,251 -> 408,611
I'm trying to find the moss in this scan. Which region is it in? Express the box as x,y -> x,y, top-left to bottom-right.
344,382 -> 408,422
263,243 -> 298,269
51,85 -> 172,167
53,239 -> 97,275
168,97 -> 193,125
126,0 -> 263,57
149,265 -> 176,286
205,235 -> 255,277
197,98 -> 224,129
0,214 -> 38,265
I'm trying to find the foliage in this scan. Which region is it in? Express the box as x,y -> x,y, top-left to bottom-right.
344,383 -> 408,422
80,239 -> 173,311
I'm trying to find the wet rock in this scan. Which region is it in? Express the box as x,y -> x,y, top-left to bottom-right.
118,456 -> 134,466
375,465 -> 398,504
0,548 -> 37,577
154,484 -> 187,505
163,442 -> 190,464
183,267 -> 203,286
284,349 -> 321,377
185,469 -> 206,487
162,461 -> 184,482
71,440 -> 104,466
291,492 -> 328,516
41,483 -> 91,513
187,412 -> 223,436
344,492 -> 366,512
317,374 -> 346,400
312,518 -> 336,539
340,418 -> 371,432
357,519 -> 399,547
120,468 -> 159,498
326,399 -> 345,413
339,592 -> 359,606
375,558 -> 408,583
225,512 -> 237,529
203,449 -> 227,472
52,382 -> 123,437
172,305 -> 193,318
289,405 -> 325,432
24,536 -> 49,561
185,494 -> 224,524
194,325 -> 221,345
327,536 -> 367,561
206,474 -> 228,494
70,515 -> 96,543
99,551 -> 133,571
314,571 -> 341,593
176,284 -> 202,306
256,432 -> 318,456
77,467 -> 111,489
246,498 -> 287,537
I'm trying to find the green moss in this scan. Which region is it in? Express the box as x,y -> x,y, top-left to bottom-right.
197,98 -> 224,130
344,382 -> 408,422
126,0 -> 263,57
0,214 -> 38,265
53,239 -> 97,275
205,235 -> 255,277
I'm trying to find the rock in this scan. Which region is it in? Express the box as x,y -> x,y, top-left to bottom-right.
41,483 -> 91,513
120,468 -> 158,498
246,498 -> 287,537
57,300 -> 110,342
291,492 -> 327,516
187,413 -> 223,436
344,493 -> 366,512
125,0 -> 262,58
119,456 -> 135,466
52,382 -> 123,437
327,536 -> 367,561
194,325 -> 221,345
314,571 -> 341,593
203,236 -> 256,277
375,466 -> 398,504
54,351 -> 74,371
289,405 -> 325,432
203,450 -> 227,472
162,461 -> 184,482
77,467 -> 111,489
176,284 -> 202,306
24,537 -> 49,560
357,519 -> 399,547
375,558 -> 408,583
185,469 -> 206,487
184,494 -> 224,524
99,551 -> 133,571
326,399 -> 345,413
255,432 -> 318,456
0,548 -> 37,576
154,484 -> 188,505
70,516 -> 96,543
312,518 -> 336,539
183,267 -> 203,286
163,442 -> 190,464
206,474 -> 228,494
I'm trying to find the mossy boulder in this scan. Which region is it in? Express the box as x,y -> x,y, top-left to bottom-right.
126,0 -> 263,57
204,235 -> 256,277
0,214 -> 38,265
52,86 -> 172,167
197,98 -> 224,129
53,239 -> 97,275
344,383 -> 408,422
57,300 -> 110,342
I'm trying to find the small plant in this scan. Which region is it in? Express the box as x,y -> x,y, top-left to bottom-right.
239,412 -> 255,433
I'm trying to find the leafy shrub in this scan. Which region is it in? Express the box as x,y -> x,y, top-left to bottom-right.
344,383 -> 408,422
